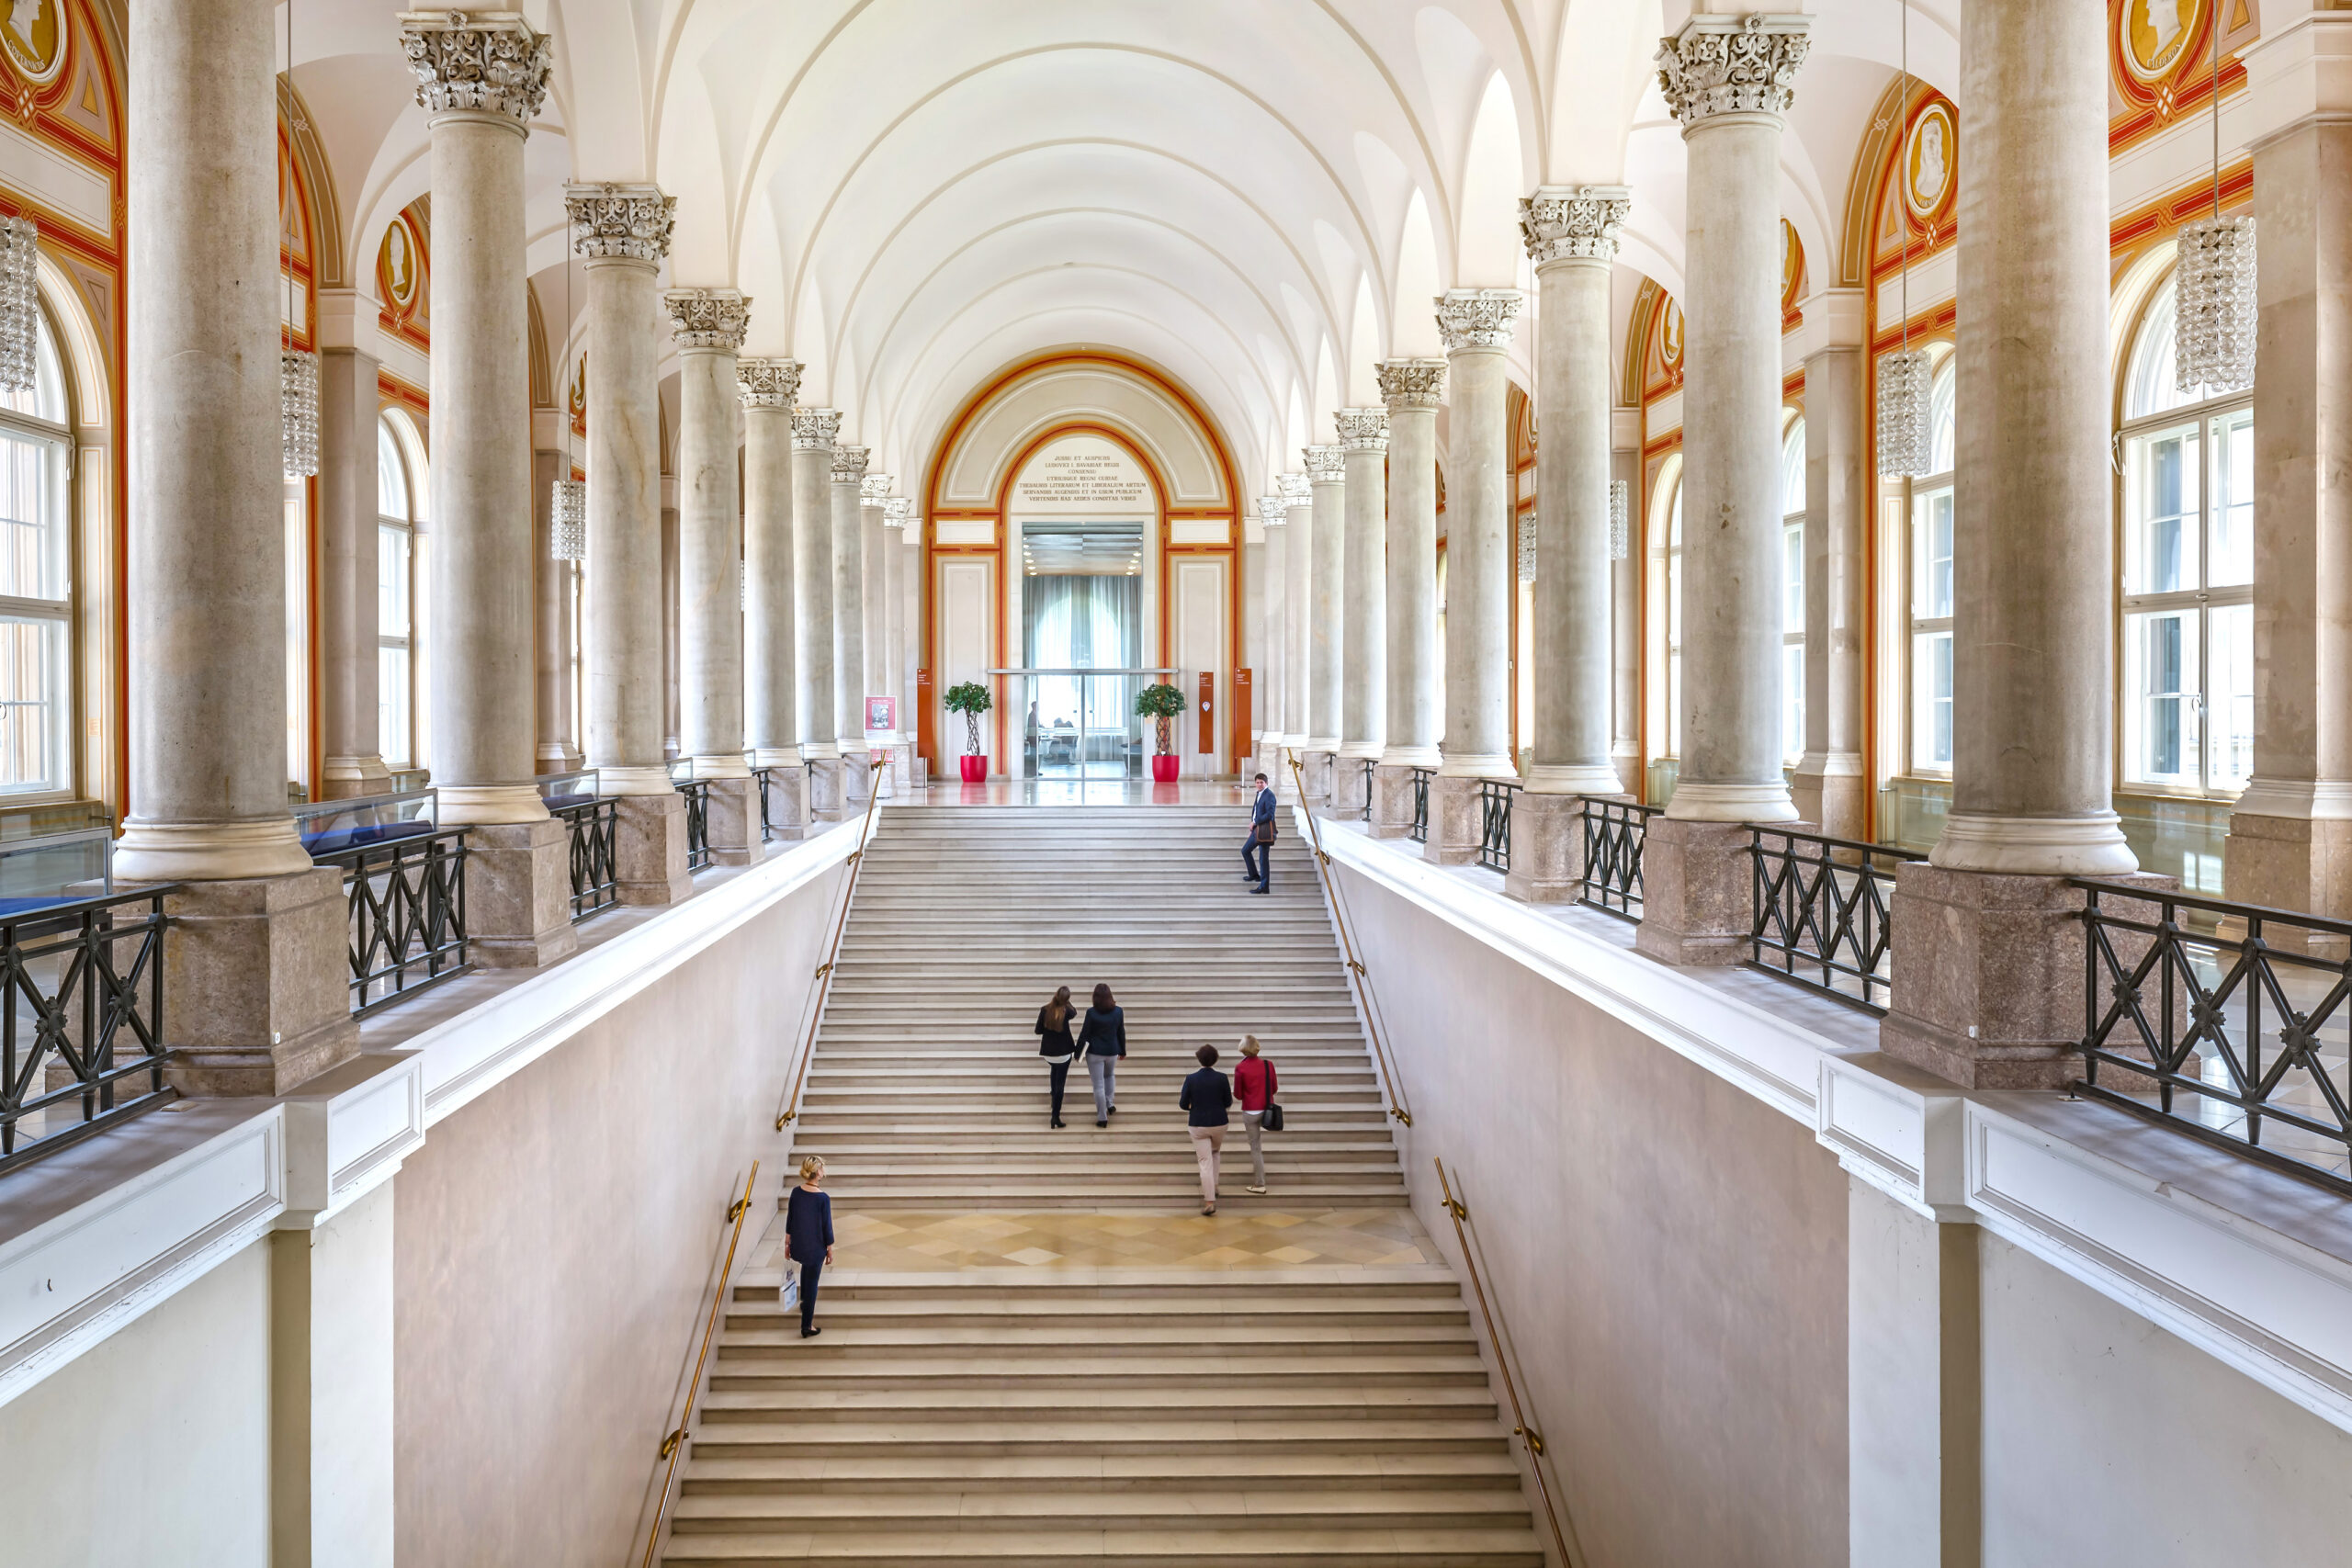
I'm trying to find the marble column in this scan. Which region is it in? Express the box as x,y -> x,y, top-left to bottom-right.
740,358 -> 806,839
1281,470 -> 1312,768
1791,296 -> 1868,840
879,497 -> 912,792
567,181 -> 688,904
1337,409 -> 1387,817
531,422 -> 581,773
1427,288 -> 1523,865
1372,359 -> 1444,838
319,339 -> 390,799
1256,494 -> 1287,781
1636,15 -> 1807,964
792,409 -> 844,817
665,288 -> 758,864
1509,186 -> 1633,901
1610,431 -> 1644,793
859,474 -> 897,795
2223,13 -> 2352,937
1884,0 -> 2160,1088
831,445 -> 873,807
114,0 -> 351,1091
409,13 -> 574,966
1302,443 -> 1346,804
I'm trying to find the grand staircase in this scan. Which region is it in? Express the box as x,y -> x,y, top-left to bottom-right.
661,803 -> 1547,1567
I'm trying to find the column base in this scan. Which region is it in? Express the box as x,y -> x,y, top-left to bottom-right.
1298,750 -> 1335,807
536,742 -> 584,769
1424,774 -> 1487,867
1611,744 -> 1644,797
1504,793 -> 1617,904
1878,863 -> 2177,1089
1370,764 -> 1420,840
597,763 -> 677,798
1631,818 -> 1759,966
438,784 -> 550,826
159,868 -> 357,1097
703,776 -> 763,866
2222,808 -> 2352,957
809,758 -> 851,821
615,793 -> 692,907
689,753 -> 752,781
1791,752 -> 1868,841
761,765 -> 809,842
1521,761 -> 1623,795
1664,778 -> 1797,823
117,818 -> 315,883
463,819 -> 580,968
321,754 -> 394,801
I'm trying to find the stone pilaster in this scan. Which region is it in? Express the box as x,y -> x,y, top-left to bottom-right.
319,338 -> 391,799
831,442 -> 872,805
1337,409 -> 1388,799
1792,294 -> 1870,840
1256,494 -> 1287,761
1282,470 -> 1313,755
792,408 -> 845,815
1304,442 -> 1346,796
1374,357 -> 1444,833
741,358 -> 799,767
532,425 -> 581,772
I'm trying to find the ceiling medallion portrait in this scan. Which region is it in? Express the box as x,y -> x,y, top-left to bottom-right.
379,215 -> 420,311
1904,100 -> 1956,225
2120,0 -> 2206,85
0,0 -> 62,86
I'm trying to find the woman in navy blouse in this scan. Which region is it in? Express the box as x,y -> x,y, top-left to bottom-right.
783,1155 -> 835,1338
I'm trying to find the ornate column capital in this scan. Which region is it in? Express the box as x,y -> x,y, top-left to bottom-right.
663,288 -> 750,352
883,498 -> 918,528
1656,13 -> 1810,131
1278,471 -> 1313,506
860,473 -> 894,503
566,183 -> 674,263
831,444 -> 870,483
1435,288 -> 1525,353
1258,493 -> 1290,526
1303,444 -> 1346,483
738,357 -> 800,409
792,407 -> 841,449
399,10 -> 550,127
1335,407 -> 1389,452
1376,357 -> 1447,409
1521,186 -> 1633,266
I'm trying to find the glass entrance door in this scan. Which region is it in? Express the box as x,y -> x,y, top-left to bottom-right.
1024,670 -> 1146,780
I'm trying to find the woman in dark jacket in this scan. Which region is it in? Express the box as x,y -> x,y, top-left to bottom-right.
782,1155 -> 834,1338
1036,985 -> 1077,1129
1077,982 -> 1126,1128
1179,1043 -> 1233,1215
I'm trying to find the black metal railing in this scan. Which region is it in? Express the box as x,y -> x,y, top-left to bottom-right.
1476,779 -> 1519,873
0,887 -> 175,1175
555,796 -> 620,920
1408,767 -> 1432,843
320,829 -> 472,1018
1577,798 -> 1657,919
1748,827 -> 1924,1013
676,780 -> 712,873
1346,758 -> 1376,817
2075,882 -> 2352,1197
752,766 -> 779,843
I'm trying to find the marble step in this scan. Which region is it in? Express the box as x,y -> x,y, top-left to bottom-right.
707,1353 -> 1491,1392
669,1487 -> 1531,1531
675,1451 -> 1522,1495
681,1417 -> 1514,1460
662,1527 -> 1545,1566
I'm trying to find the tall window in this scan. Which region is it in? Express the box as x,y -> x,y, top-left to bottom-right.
0,310 -> 72,796
2120,274 -> 2253,795
1645,460 -> 1685,769
1781,413 -> 1805,765
377,415 -> 419,769
1906,353 -> 1958,774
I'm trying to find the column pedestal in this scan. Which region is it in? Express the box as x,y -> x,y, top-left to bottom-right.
760,766 -> 808,842
615,793 -> 691,906
1631,818 -> 1757,966
2222,807 -> 2352,957
1879,865 -> 2174,1089
703,776 -> 762,867
808,758 -> 850,821
1298,750 -> 1335,807
1370,764 -> 1419,840
464,820 -> 579,968
1792,758 -> 1869,850
163,870 -> 358,1096
1424,775 -> 1486,867
1503,793 -> 1613,905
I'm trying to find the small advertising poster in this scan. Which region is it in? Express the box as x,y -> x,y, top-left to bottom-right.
865,695 -> 898,735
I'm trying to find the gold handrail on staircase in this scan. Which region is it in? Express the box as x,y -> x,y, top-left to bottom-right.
1284,750 -> 1414,1127
1434,1156 -> 1585,1568
775,755 -> 890,1131
639,1161 -> 761,1568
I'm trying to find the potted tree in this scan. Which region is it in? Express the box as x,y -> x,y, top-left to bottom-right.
1136,682 -> 1187,783
944,681 -> 992,783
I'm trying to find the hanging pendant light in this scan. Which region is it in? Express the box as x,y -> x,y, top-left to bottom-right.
1876,2 -> 1932,478
277,7 -> 318,476
1609,479 -> 1631,561
1517,515 -> 1537,583
2175,41 -> 2255,393
549,474 -> 586,560
0,216 -> 39,394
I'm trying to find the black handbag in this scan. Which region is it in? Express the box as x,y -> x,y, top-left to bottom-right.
1262,1100 -> 1284,1133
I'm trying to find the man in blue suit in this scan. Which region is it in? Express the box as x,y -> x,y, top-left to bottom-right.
1242,773 -> 1274,895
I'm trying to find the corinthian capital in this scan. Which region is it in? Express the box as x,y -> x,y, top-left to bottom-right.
1335,408 -> 1389,452
1303,445 -> 1346,483
1376,358 -> 1447,409
738,357 -> 800,409
1258,493 -> 1290,526
792,407 -> 841,449
399,11 -> 550,126
566,183 -> 674,264
832,445 -> 870,483
1435,288 -> 1525,353
1656,13 -> 1810,130
1521,186 -> 1633,266
884,498 -> 918,528
861,474 -> 894,503
1278,472 -> 1312,506
663,288 -> 750,352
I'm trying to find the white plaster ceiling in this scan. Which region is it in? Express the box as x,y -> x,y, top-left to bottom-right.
284,0 -> 1951,497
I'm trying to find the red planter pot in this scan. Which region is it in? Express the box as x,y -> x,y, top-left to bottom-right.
1150,754 -> 1181,784
958,754 -> 988,784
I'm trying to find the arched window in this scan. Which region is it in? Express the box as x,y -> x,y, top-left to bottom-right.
1645,455 -> 1684,802
1906,352 -> 1959,774
2119,271 -> 2253,795
1781,413 -> 1805,766
378,412 -> 424,770
0,307 -> 74,796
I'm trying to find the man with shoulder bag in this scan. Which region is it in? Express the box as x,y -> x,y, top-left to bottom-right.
1243,772 -> 1276,895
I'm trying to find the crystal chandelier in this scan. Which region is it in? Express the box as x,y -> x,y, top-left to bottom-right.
2176,217 -> 2255,393
1609,479 -> 1631,561
280,348 -> 319,478
0,216 -> 38,394
1517,516 -> 1536,583
549,477 -> 586,560
1877,347 -> 1932,478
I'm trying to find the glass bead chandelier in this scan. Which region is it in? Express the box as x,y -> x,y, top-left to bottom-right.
1609,479 -> 1631,561
1875,2 -> 1931,478
549,475 -> 586,560
0,216 -> 39,394
280,347 -> 320,477
2174,45 -> 2255,394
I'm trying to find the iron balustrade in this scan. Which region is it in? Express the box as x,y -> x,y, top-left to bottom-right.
0,887 -> 175,1175
555,796 -> 620,920
2075,881 -> 2352,1197
752,766 -> 779,843
1476,779 -> 1519,873
1747,827 -> 1924,1013
1344,757 -> 1376,818
1408,767 -> 1432,843
1578,797 -> 1657,919
318,828 -> 473,1017
676,779 -> 713,872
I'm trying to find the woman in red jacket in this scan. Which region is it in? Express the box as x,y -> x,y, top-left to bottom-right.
1232,1034 -> 1278,1195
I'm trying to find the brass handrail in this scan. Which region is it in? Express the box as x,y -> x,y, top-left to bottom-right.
639,1161 -> 761,1568
1284,750 -> 1413,1126
775,755 -> 890,1130
1434,1156 -> 1584,1568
